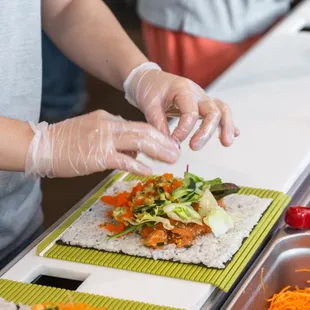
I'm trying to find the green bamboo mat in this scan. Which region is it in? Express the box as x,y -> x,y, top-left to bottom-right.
0,279 -> 180,310
37,173 -> 291,292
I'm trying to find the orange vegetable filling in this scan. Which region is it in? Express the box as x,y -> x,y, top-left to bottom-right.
100,173 -> 217,248
101,175 -> 183,210
105,222 -> 125,234
266,269 -> 310,310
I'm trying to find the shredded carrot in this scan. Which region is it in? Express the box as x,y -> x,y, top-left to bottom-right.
107,210 -> 113,218
145,179 -> 154,186
30,279 -> 105,310
267,269 -> 310,309
171,180 -> 183,191
132,182 -> 144,194
295,269 -> 310,273
261,267 -> 265,293
163,173 -> 173,180
122,206 -> 133,219
98,224 -> 104,228
135,198 -> 145,206
32,302 -> 105,310
105,222 -> 116,232
101,192 -> 130,207
115,192 -> 129,207
105,222 -> 125,234
100,195 -> 117,206
163,184 -> 171,193
149,190 -> 156,197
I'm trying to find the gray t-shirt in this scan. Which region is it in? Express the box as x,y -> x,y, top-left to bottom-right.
0,0 -> 43,261
137,0 -> 290,43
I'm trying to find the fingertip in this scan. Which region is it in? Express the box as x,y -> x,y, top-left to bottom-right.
171,131 -> 184,144
171,125 -> 188,142
137,168 -> 153,176
219,132 -> 234,147
169,150 -> 181,163
189,136 -> 207,151
171,137 -> 181,152
145,109 -> 171,137
116,153 -> 152,176
234,127 -> 240,137
132,164 -> 152,176
158,122 -> 171,137
171,112 -> 198,142
161,144 -> 180,163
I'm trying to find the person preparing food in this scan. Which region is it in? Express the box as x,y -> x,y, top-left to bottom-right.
0,0 -> 238,270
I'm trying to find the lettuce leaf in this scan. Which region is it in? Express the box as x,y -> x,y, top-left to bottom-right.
163,203 -> 202,225
199,188 -> 233,236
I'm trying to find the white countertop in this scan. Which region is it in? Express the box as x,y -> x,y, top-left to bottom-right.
141,1 -> 310,193
2,1 -> 310,309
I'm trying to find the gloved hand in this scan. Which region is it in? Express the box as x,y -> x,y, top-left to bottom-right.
123,62 -> 239,151
25,110 -> 180,178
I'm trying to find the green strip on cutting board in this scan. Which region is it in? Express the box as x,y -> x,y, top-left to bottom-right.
37,173 -> 291,292
0,279 -> 181,310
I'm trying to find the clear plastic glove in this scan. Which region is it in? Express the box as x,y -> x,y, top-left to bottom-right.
123,62 -> 239,151
25,110 -> 180,178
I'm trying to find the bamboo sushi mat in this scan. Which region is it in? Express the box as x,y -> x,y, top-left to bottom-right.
0,279 -> 180,310
36,172 -> 291,292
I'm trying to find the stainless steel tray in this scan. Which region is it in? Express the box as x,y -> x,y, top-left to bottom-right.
222,228 -> 310,309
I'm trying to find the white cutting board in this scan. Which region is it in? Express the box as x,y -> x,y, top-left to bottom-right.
3,2 -> 310,310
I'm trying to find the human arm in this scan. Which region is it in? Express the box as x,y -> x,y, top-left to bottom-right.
0,111 -> 179,177
0,116 -> 34,171
42,0 -> 239,150
41,0 -> 148,91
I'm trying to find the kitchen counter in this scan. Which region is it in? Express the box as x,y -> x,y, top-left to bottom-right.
2,1 -> 310,309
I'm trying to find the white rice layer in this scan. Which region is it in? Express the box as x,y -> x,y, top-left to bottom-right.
0,299 -> 50,310
59,181 -> 272,269
0,298 -> 17,310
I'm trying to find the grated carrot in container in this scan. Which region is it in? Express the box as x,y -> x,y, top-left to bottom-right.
261,267 -> 265,293
295,269 -> 310,273
267,269 -> 310,310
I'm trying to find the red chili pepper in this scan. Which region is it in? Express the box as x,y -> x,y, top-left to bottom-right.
285,206 -> 310,229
